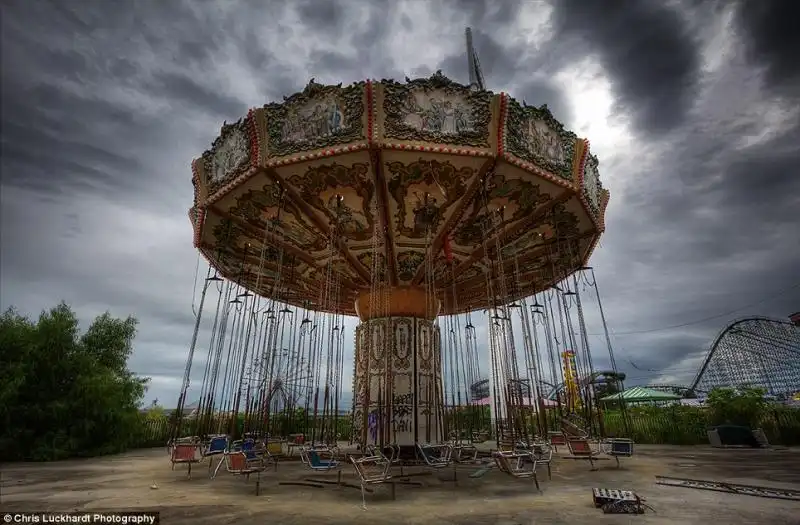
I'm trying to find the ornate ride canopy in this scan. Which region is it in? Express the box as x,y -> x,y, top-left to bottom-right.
189,72 -> 610,316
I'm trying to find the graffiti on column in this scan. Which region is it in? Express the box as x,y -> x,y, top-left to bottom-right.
392,393 -> 413,432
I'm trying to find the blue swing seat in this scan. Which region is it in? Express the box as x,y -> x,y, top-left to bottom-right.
601,438 -> 634,468
307,449 -> 338,470
205,435 -> 228,456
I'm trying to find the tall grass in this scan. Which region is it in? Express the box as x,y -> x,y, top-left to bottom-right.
136,405 -> 800,448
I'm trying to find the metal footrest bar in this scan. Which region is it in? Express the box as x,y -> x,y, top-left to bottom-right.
655,475 -> 800,501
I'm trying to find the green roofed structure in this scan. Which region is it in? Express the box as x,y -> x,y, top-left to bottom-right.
600,386 -> 681,404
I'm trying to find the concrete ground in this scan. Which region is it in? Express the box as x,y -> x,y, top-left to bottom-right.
2,444 -> 799,525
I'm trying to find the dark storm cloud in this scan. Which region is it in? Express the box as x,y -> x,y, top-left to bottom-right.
1,93 -> 149,198
436,13 -> 574,124
2,0 -> 798,406
145,72 -> 249,119
293,0 -> 347,34
449,0 -> 522,30
550,0 -> 702,136
736,0 -> 800,90
438,28 -> 518,85
587,0 -> 800,379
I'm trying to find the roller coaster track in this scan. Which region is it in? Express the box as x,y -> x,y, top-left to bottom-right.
690,316 -> 800,395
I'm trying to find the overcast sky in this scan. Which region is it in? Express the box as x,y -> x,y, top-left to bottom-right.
2,0 -> 798,407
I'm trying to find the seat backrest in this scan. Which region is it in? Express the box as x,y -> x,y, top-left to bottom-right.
417,444 -> 442,465
498,439 -> 516,452
241,439 -> 259,459
350,454 -> 390,481
533,444 -> 552,460
383,445 -> 399,462
308,450 -> 325,467
208,436 -> 228,454
350,456 -> 367,480
172,443 -> 199,462
610,439 -> 633,455
568,438 -> 592,455
493,452 -> 513,473
549,433 -> 567,445
227,452 -> 247,472
416,443 -> 430,462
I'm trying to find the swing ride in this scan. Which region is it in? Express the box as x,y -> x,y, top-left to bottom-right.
171,28 -> 627,492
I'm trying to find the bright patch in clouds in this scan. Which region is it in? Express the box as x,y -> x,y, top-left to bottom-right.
555,58 -> 634,187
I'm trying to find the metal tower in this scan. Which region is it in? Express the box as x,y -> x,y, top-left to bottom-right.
466,27 -> 486,91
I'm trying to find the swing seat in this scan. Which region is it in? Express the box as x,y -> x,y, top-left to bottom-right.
170,441 -> 202,479
365,444 -> 397,466
600,438 -> 634,468
563,438 -> 608,470
287,434 -> 306,457
225,451 -> 266,495
492,451 -> 540,491
226,450 -> 266,473
561,418 -> 589,438
204,435 -> 228,456
267,440 -> 284,455
548,432 -> 567,453
350,454 -> 394,509
231,438 -> 255,453
451,443 -> 479,463
416,443 -> 452,468
204,435 -> 230,479
168,435 -> 200,455
532,443 -> 553,480
242,439 -> 271,464
172,442 -> 202,463
305,449 -> 339,471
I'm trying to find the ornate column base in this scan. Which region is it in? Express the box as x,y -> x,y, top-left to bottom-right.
352,287 -> 444,448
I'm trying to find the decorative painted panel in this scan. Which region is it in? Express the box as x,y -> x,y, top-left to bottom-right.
201,118 -> 253,191
228,183 -> 328,252
582,152 -> 602,216
396,250 -> 426,282
286,162 -> 375,242
355,252 -> 388,278
385,159 -> 473,239
263,80 -> 366,157
383,71 -> 492,147
451,172 -> 551,248
504,99 -> 577,182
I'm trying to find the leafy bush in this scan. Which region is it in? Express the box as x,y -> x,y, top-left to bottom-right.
706,386 -> 768,427
0,303 -> 148,461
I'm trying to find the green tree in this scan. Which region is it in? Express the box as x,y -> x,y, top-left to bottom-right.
706,386 -> 768,427
593,380 -> 620,400
145,400 -> 167,422
0,303 -> 149,461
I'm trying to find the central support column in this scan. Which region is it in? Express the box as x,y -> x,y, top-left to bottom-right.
352,287 -> 444,450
